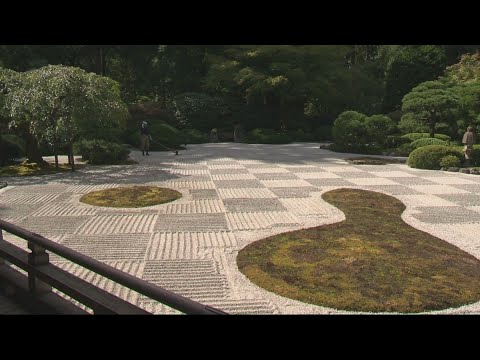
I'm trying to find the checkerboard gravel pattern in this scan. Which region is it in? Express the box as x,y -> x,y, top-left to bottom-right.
1,143 -> 480,315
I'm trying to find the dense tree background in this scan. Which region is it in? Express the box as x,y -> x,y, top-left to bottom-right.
1,44 -> 480,162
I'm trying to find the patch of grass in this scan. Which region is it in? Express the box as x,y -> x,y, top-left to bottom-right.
346,157 -> 405,165
79,186 -> 182,208
237,188 -> 480,313
0,161 -> 85,177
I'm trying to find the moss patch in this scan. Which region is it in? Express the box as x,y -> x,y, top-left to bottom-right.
237,188 -> 480,313
80,186 -> 182,208
346,157 -> 405,165
0,161 -> 85,177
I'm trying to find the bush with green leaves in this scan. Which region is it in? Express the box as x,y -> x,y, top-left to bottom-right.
332,111 -> 397,152
74,139 -> 130,165
384,135 -> 411,149
244,128 -> 291,144
407,145 -> 463,169
364,114 -> 397,146
0,134 -> 25,165
440,155 -> 461,168
167,92 -> 228,131
410,138 -> 449,150
287,129 -> 316,142
401,133 -> 451,142
182,128 -> 208,144
332,111 -> 368,151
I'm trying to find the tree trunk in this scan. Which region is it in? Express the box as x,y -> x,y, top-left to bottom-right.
24,132 -> 45,164
69,143 -> 75,171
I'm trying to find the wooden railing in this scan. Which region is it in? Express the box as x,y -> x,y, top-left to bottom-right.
0,219 -> 227,315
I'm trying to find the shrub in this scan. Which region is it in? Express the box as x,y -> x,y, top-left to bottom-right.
74,139 -> 130,165
398,113 -> 429,134
364,115 -> 397,146
288,129 -> 316,142
410,138 -> 449,150
440,155 -> 461,168
0,134 -> 25,165
182,129 -> 208,144
385,135 -> 411,149
244,128 -> 291,144
402,133 -> 451,142
332,111 -> 368,150
313,125 -> 333,140
407,145 -> 462,169
333,111 -> 397,152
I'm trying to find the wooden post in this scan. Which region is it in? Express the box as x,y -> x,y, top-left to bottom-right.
27,242 -> 52,294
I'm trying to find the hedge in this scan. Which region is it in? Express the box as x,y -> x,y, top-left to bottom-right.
407,145 -> 463,169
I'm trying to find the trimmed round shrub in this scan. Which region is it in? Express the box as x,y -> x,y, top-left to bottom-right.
402,133 -> 451,142
407,145 -> 462,169
410,138 -> 449,150
332,111 -> 368,150
74,139 -> 130,165
364,115 -> 397,146
440,155 -> 461,168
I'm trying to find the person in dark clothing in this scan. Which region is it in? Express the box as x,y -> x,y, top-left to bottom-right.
140,121 -> 152,156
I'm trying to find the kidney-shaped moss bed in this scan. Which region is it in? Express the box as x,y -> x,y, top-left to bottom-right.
80,186 -> 182,208
237,188 -> 480,313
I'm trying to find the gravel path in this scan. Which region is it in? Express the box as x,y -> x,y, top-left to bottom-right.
1,143 -> 479,314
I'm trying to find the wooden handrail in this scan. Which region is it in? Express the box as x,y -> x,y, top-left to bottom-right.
0,219 -> 227,315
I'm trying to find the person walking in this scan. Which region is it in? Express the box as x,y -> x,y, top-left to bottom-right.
462,125 -> 476,165
140,121 -> 152,156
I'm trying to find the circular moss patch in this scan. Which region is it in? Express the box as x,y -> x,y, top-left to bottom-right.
80,186 -> 182,208
237,188 -> 480,313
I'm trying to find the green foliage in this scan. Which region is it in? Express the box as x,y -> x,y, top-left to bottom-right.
398,113 -> 430,134
332,111 -> 397,152
1,65 -> 129,162
384,135 -> 411,148
167,92 -> 228,131
364,114 -> 397,146
244,128 -> 291,144
440,155 -> 461,168
401,133 -> 451,142
332,111 -> 368,149
407,145 -> 462,169
182,128 -> 208,144
0,134 -> 25,165
287,129 -> 316,142
313,125 -> 333,140
410,137 -> 449,149
445,52 -> 480,83
383,45 -> 447,112
401,80 -> 460,137
74,139 -> 129,165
